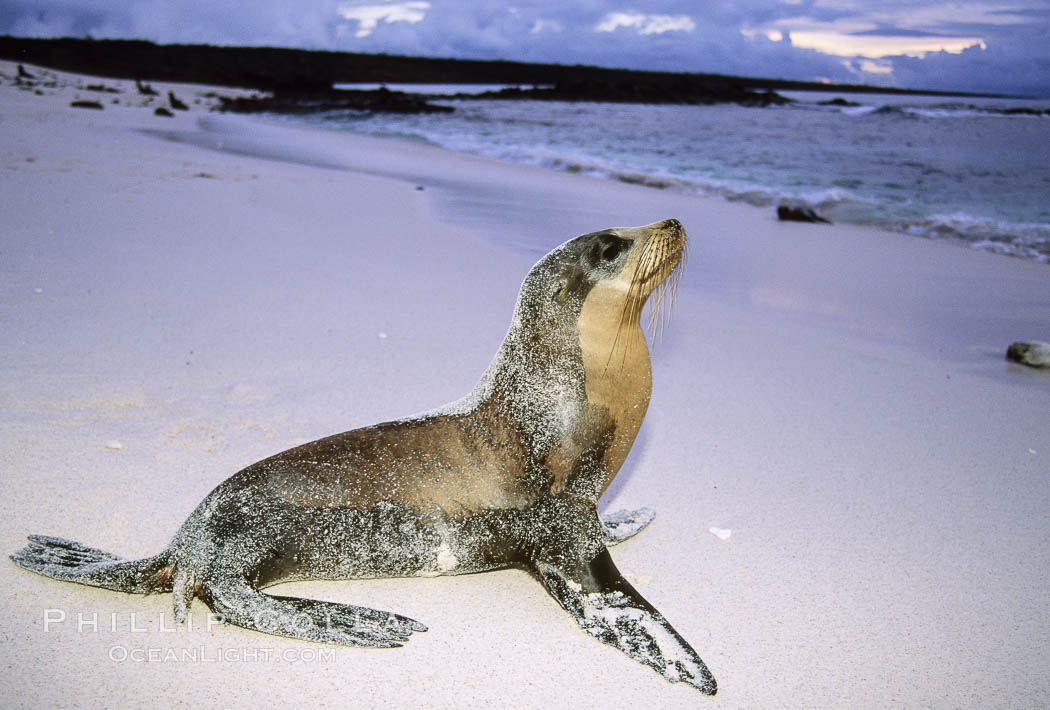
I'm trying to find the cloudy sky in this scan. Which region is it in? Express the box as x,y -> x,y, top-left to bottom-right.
3,1 -> 1049,95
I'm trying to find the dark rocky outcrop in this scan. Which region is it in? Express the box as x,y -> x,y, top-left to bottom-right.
777,204 -> 831,224
1,36 -> 1002,104
217,88 -> 454,114
818,97 -> 861,107
168,91 -> 189,110
470,81 -> 790,107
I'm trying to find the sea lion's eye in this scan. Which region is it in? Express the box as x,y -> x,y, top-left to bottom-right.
601,239 -> 629,262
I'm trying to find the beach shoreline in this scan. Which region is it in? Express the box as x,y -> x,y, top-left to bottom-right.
2,61 -> 1048,708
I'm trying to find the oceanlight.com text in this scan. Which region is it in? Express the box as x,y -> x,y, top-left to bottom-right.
108,645 -> 335,663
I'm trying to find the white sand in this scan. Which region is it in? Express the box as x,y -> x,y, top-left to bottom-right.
2,61 -> 1048,708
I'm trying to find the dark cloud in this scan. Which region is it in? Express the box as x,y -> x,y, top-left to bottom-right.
1,0 -> 1047,95
987,7 -> 1050,19
888,37 -> 1050,96
889,8 -> 1050,95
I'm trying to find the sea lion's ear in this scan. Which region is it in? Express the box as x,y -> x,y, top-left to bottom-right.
552,280 -> 568,305
552,267 -> 586,305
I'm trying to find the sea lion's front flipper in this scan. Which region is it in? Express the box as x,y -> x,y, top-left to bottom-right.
202,578 -> 426,648
601,507 -> 656,545
534,547 -> 717,695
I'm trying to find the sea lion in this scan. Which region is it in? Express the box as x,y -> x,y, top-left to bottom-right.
12,218 -> 716,694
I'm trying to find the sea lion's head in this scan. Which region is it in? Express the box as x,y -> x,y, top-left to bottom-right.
575,218 -> 686,336
521,219 -> 686,355
498,218 -> 685,394
518,218 -> 685,327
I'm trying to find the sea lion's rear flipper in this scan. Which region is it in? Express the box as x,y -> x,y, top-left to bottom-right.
534,547 -> 717,695
201,578 -> 426,648
601,507 -> 656,545
11,535 -> 171,594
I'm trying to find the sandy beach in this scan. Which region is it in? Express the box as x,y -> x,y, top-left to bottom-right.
2,61 -> 1048,709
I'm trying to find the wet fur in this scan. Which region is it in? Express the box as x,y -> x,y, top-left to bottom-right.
11,219 -> 716,693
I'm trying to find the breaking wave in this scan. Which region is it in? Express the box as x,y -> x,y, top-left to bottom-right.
282,93 -> 1050,264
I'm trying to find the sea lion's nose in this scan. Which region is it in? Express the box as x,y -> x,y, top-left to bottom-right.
649,218 -> 684,234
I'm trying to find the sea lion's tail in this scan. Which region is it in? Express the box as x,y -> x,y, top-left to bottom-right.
10,535 -> 173,595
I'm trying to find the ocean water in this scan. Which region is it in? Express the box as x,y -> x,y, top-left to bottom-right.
286,90 -> 1050,263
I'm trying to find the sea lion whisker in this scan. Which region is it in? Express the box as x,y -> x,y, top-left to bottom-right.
605,243 -> 648,373
646,243 -> 664,336
646,238 -> 684,344
643,241 -> 666,336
